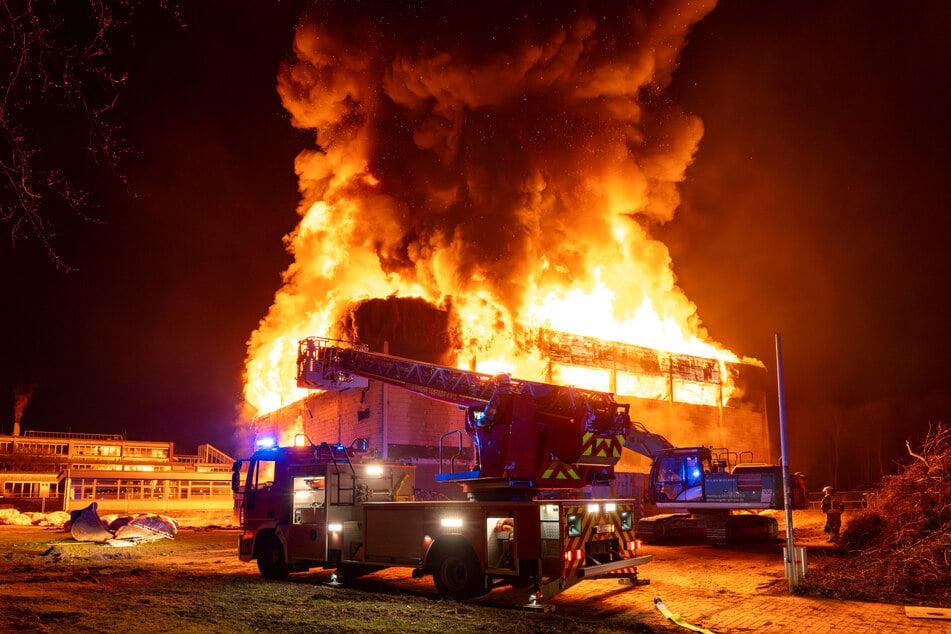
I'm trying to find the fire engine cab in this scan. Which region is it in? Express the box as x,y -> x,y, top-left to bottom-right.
232,338 -> 651,605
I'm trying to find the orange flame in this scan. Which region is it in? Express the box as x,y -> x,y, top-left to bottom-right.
243,1 -> 750,416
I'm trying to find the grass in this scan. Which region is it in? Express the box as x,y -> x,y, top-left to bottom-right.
0,554 -> 660,633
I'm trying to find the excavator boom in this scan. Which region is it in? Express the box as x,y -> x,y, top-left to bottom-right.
624,420 -> 675,459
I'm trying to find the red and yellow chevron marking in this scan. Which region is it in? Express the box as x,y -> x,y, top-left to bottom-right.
560,503 -> 640,580
561,504 -> 587,579
541,461 -> 581,480
579,432 -> 622,461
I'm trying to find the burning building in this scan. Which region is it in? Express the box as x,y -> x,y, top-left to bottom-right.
242,1 -> 773,484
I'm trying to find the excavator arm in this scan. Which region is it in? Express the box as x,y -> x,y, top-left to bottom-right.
623,420 -> 675,459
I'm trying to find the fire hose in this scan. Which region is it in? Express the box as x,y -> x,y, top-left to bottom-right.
653,597 -> 714,634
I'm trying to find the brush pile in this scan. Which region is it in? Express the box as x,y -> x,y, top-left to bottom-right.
799,424 -> 951,605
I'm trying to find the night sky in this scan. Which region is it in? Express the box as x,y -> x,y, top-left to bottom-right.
3,1 -> 950,487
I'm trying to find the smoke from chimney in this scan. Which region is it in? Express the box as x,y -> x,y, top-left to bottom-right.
12,384 -> 34,436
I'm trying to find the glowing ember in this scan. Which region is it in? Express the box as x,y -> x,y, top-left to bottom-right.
243,1 -> 756,416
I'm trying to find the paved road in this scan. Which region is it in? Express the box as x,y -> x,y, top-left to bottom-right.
534,511 -> 951,633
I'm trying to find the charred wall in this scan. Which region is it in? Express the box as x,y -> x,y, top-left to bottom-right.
336,298 -> 456,365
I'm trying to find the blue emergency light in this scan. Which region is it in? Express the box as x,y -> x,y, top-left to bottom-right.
256,435 -> 278,449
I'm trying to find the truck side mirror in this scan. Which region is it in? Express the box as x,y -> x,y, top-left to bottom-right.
231,461 -> 243,493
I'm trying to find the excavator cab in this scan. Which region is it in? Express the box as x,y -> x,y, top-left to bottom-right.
650,448 -> 712,503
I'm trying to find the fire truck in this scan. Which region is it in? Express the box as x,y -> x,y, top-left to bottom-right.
625,421 -> 808,544
233,337 -> 651,606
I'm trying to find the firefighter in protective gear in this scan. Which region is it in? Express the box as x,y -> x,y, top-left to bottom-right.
821,486 -> 843,542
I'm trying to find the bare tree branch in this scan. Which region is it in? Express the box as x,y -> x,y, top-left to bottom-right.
0,0 -> 144,268
906,439 -> 929,467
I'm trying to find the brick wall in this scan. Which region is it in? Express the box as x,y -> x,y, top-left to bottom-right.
257,382 -> 471,461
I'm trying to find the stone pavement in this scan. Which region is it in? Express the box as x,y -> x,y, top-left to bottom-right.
546,576 -> 951,632
652,592 -> 951,633
540,518 -> 951,634
625,511 -> 951,633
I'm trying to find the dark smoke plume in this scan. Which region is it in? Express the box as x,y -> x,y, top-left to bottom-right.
245,0 -> 719,412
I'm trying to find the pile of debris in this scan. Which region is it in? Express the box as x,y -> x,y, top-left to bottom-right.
0,507 -> 70,527
801,424 -> 951,605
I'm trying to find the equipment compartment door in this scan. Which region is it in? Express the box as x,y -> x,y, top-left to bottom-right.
288,476 -> 327,561
364,506 -> 424,565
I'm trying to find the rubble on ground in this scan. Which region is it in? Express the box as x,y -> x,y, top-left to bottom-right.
0,508 -> 70,527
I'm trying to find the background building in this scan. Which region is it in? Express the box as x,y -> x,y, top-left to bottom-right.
0,429 -> 234,522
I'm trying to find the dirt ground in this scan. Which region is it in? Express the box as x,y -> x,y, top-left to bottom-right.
0,510 -> 881,633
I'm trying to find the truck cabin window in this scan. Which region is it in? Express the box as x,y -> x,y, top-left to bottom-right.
253,460 -> 276,491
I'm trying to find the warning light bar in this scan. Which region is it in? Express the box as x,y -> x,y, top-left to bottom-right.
255,436 -> 277,449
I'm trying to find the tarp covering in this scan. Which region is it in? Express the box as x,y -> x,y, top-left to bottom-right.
69,503 -> 179,544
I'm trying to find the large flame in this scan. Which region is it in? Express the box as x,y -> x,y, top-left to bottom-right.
243,1 -> 752,416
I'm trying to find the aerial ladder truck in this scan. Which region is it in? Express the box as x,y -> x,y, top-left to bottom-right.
232,337 -> 650,606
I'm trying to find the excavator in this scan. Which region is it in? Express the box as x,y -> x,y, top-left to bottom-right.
624,421 -> 808,544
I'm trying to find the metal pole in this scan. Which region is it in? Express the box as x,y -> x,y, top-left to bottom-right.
775,333 -> 800,588
382,340 -> 389,458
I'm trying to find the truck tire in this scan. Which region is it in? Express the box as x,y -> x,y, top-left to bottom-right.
431,546 -> 487,600
256,533 -> 289,580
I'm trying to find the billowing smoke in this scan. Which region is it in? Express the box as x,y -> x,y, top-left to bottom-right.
245,0 -> 720,413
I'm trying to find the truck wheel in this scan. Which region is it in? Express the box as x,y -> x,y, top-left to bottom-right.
256,534 -> 289,580
432,547 -> 487,600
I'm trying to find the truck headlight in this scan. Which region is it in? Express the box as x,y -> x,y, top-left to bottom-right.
620,511 -> 633,531
567,514 -> 582,537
